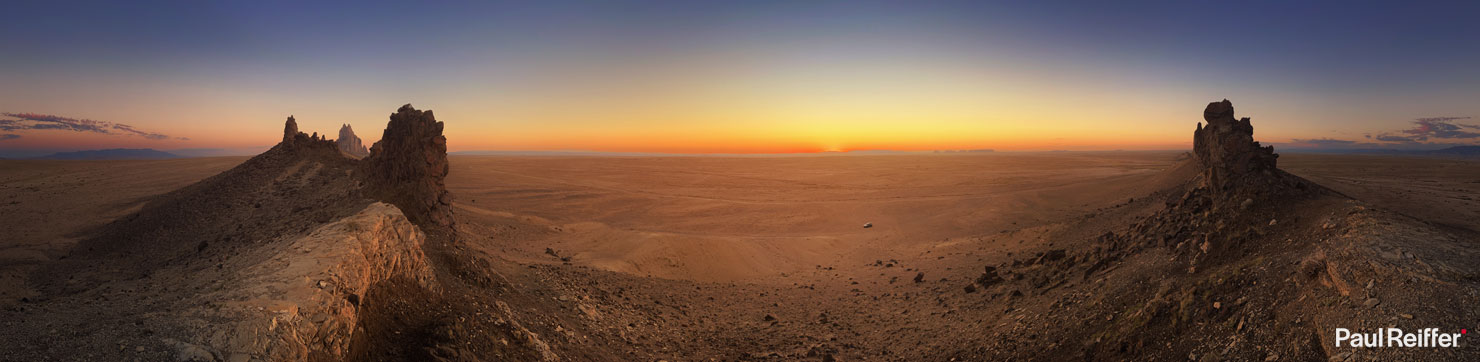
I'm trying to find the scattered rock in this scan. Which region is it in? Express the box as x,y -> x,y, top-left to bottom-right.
1042,249 -> 1067,262
913,272 -> 925,283
976,266 -> 1004,287
1329,351 -> 1351,361
166,339 -> 215,362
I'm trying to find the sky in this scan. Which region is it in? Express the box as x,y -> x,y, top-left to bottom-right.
3,0 -> 1480,156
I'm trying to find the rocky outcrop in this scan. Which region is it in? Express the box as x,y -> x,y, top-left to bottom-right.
337,124 -> 369,158
283,116 -> 298,145
186,202 -> 433,361
1193,99 -> 1279,188
361,104 -> 454,230
4,104 -> 482,361
277,116 -> 338,154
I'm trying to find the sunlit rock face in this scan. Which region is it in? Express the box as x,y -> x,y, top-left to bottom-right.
337,124 -> 369,158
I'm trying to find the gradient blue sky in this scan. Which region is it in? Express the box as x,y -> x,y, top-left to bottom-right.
3,0 -> 1479,156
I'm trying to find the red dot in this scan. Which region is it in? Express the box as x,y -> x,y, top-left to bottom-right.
1463,329 -> 1468,334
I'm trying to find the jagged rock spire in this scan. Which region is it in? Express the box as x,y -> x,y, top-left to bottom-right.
1193,99 -> 1278,187
337,123 -> 369,158
283,116 -> 298,145
361,104 -> 453,229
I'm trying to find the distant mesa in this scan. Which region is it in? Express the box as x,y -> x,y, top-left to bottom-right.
33,148 -> 180,160
337,123 -> 369,158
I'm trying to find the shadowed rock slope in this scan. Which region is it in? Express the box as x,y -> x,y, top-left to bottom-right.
0,105 -> 548,361
957,100 -> 1480,361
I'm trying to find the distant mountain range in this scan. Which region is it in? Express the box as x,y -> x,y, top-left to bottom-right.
1285,145 -> 1480,157
1427,145 -> 1480,156
33,148 -> 181,160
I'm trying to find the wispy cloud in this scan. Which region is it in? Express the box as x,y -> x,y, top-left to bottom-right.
1375,116 -> 1480,143
0,112 -> 185,140
1375,134 -> 1421,143
0,134 -> 19,141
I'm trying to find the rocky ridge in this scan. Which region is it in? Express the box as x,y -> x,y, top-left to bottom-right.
957,100 -> 1480,361
361,105 -> 454,230
0,105 -> 547,362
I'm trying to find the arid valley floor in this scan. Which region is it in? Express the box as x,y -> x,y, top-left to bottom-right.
2,105 -> 1479,361
3,152 -> 1478,361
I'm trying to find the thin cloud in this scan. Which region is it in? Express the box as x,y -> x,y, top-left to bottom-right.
1375,134 -> 1421,143
0,112 -> 181,141
0,134 -> 19,141
1290,138 -> 1356,147
111,123 -> 171,140
1367,116 -> 1479,145
1400,116 -> 1480,141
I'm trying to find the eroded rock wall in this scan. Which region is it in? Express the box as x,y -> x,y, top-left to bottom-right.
1193,99 -> 1279,188
361,104 -> 454,230
188,202 -> 434,361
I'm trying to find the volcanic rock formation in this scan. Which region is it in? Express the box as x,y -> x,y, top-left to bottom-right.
0,104 -> 520,361
958,100 -> 1480,361
283,115 -> 298,144
361,105 -> 454,230
279,115 -> 340,155
338,124 -> 370,158
1194,99 -> 1279,189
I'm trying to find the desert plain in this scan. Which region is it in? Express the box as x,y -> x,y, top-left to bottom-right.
2,150 -> 1477,360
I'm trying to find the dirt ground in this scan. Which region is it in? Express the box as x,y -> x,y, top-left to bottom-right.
447,152 -> 1181,283
2,152 -> 1477,360
0,157 -> 248,306
1280,154 -> 1480,233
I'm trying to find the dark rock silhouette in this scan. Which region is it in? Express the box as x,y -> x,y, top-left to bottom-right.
1193,99 -> 1279,188
361,104 -> 454,230
275,116 -> 339,155
337,123 -> 369,158
283,115 -> 298,145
